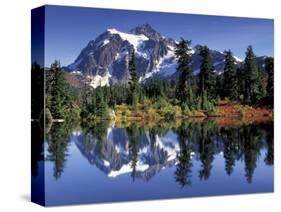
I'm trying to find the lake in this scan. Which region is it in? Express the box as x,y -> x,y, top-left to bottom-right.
31,119 -> 274,206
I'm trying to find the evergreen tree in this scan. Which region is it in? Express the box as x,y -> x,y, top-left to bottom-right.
244,46 -> 261,104
201,90 -> 214,112
128,49 -> 140,106
108,84 -> 130,107
46,60 -> 70,119
199,46 -> 216,100
237,67 -> 245,101
80,83 -> 93,117
265,57 -> 274,106
258,67 -> 267,102
223,50 -> 238,100
215,74 -> 223,99
80,84 -> 109,120
143,78 -> 166,100
175,39 -> 194,107
95,87 -> 109,118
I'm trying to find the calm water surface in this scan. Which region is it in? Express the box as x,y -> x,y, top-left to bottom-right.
32,119 -> 274,206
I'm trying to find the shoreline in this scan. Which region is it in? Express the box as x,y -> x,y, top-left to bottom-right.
113,103 -> 273,122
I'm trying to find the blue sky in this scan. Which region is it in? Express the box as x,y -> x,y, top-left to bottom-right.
44,5 -> 274,67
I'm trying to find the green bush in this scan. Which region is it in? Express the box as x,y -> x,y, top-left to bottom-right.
153,97 -> 169,109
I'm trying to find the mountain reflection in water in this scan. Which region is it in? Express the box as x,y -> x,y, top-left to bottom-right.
43,119 -> 273,184
31,119 -> 273,205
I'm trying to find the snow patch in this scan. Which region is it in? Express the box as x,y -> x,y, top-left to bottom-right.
106,128 -> 113,140
107,28 -> 148,51
233,56 -> 243,62
155,135 -> 180,162
189,47 -> 195,55
72,130 -> 82,136
70,70 -> 83,75
114,141 -> 129,155
115,51 -> 129,61
107,161 -> 149,178
87,72 -> 111,88
103,160 -> 110,167
190,152 -> 195,159
115,145 -> 121,154
140,46 -> 177,81
102,39 -> 110,47
193,61 -> 223,75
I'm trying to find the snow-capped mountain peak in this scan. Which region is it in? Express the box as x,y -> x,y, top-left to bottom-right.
65,24 -> 244,87
129,23 -> 163,41
107,28 -> 149,50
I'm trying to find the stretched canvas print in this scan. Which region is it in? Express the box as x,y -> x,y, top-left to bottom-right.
31,5 -> 274,206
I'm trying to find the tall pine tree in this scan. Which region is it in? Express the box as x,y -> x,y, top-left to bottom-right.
199,46 -> 216,100
236,67 -> 245,101
244,46 -> 261,104
175,39 -> 194,107
128,49 -> 140,106
215,74 -> 223,99
265,57 -> 274,106
223,50 -> 238,100
95,87 -> 109,119
46,60 -> 70,119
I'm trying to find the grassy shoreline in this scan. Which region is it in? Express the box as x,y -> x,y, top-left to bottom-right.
113,100 -> 273,123
40,100 -> 273,126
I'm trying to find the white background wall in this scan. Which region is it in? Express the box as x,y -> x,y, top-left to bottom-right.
0,0 -> 280,211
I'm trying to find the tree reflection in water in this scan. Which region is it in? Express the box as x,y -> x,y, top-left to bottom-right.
174,121 -> 193,187
44,119 -> 273,185
45,121 -> 78,179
